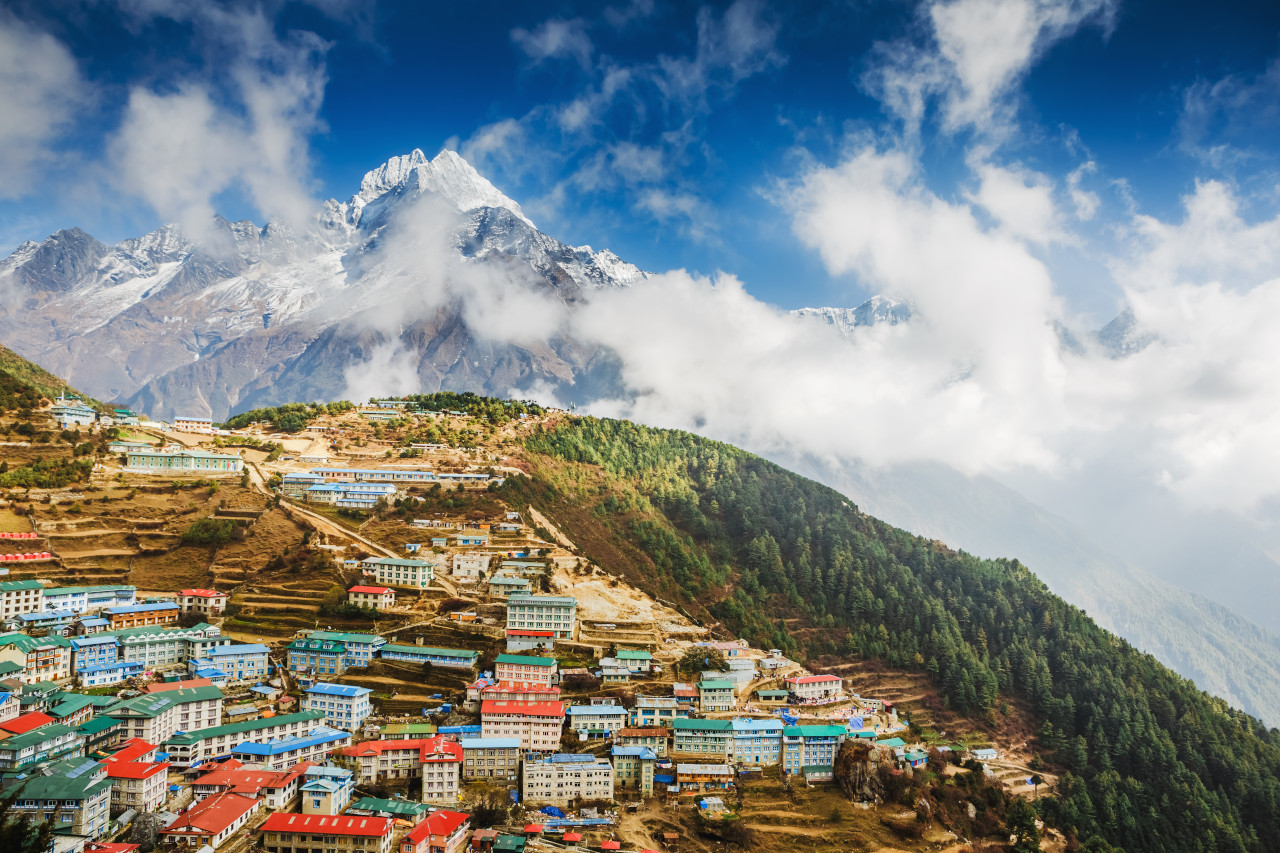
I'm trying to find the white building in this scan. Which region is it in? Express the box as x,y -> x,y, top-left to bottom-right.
361,557 -> 434,590
522,754 -> 615,807
41,585 -> 137,614
303,683 -> 373,731
480,700 -> 565,752
505,594 -> 577,640
785,674 -> 844,701
450,553 -> 491,581
0,580 -> 43,618
172,416 -> 215,433
347,586 -> 395,610
177,589 -> 228,616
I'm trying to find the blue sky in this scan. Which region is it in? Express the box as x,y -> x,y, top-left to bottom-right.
1,0 -> 1279,318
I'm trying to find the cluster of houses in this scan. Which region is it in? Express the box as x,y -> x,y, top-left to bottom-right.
279,467 -> 497,511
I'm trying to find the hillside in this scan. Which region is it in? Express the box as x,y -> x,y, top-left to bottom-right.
510,415 -> 1280,853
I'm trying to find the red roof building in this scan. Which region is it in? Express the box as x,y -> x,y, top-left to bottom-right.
260,813 -> 396,853
0,711 -> 54,734
103,737 -> 159,765
400,810 -> 471,853
145,678 -> 214,693
163,792 -> 261,847
194,761 -> 313,810
480,700 -> 565,752
347,586 -> 393,595
177,589 -> 227,616
340,737 -> 462,801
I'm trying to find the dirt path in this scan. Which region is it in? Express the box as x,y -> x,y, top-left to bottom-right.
526,505 -> 576,549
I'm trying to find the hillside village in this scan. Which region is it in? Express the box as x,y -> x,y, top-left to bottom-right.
0,393 -> 1055,853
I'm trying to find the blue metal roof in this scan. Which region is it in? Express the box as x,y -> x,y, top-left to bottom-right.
208,644 -> 270,656
610,746 -> 657,759
566,705 -> 626,716
231,727 -> 348,755
305,682 -> 371,697
106,603 -> 179,614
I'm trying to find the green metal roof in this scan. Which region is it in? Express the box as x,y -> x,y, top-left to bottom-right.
42,585 -> 137,595
0,633 -> 71,652
307,630 -> 384,644
671,718 -> 733,731
380,644 -> 477,659
48,693 -> 97,717
348,797 -> 431,817
76,717 -> 121,735
876,737 -> 907,748
164,710 -> 325,746
0,723 -> 76,750
495,654 -> 555,667
783,725 -> 848,737
698,680 -> 734,690
381,723 -> 438,735
0,581 -> 43,591
616,650 -> 652,660
105,685 -> 224,719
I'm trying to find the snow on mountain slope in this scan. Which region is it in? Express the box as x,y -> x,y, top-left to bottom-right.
792,296 -> 913,334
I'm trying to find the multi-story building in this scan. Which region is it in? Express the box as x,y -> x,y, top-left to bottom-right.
106,756 -> 170,813
193,761 -> 315,810
300,766 -> 355,815
287,636 -> 348,678
300,631 -> 385,670
378,644 -> 478,669
190,643 -> 270,682
228,727 -> 351,771
521,754 -> 615,807
674,763 -> 734,796
479,700 -> 565,752
565,703 -> 628,739
163,792 -> 261,847
79,661 -> 144,687
312,467 -> 435,484
459,737 -> 521,782
105,602 -> 180,630
303,683 -> 373,731
347,586 -> 395,610
0,691 -> 19,724
505,595 -> 577,640
729,718 -> 783,766
177,589 -> 228,616
113,622 -> 228,668
305,482 -> 398,509
615,650 -> 653,674
172,416 -> 214,433
3,756 -> 111,838
611,746 -> 657,796
628,696 -> 688,728
361,557 -> 435,590
784,674 -> 844,701
126,449 -> 243,474
615,727 -> 668,757
0,632 -> 73,683
259,813 -> 395,853
340,737 -> 463,803
281,472 -> 325,497
71,635 -> 119,671
0,723 -> 84,770
670,718 -> 732,759
493,654 -> 557,685
505,629 -> 555,653
450,553 -> 490,581
0,580 -> 43,618
400,810 -> 471,853
487,576 -> 532,599
103,685 -> 224,745
41,585 -> 137,614
162,710 -> 327,766
781,725 -> 848,775
697,680 -> 736,712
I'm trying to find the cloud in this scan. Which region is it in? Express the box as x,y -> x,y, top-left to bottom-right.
968,160 -> 1065,245
106,8 -> 329,238
0,13 -> 87,200
511,18 -> 594,70
865,0 -> 1116,138
1178,56 -> 1280,171
340,340 -> 423,402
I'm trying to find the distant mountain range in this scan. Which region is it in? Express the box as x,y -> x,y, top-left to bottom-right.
4,147 -> 1279,726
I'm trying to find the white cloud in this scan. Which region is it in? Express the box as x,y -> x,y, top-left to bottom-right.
968,160 -> 1065,245
1066,160 -> 1099,220
0,13 -> 87,200
511,18 -> 594,70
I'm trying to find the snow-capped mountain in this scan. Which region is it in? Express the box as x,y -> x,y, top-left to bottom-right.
0,149 -> 646,418
791,296 -> 913,333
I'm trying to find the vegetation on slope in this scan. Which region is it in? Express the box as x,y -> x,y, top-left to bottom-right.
0,343 -> 92,406
222,401 -> 354,431
511,415 -> 1280,853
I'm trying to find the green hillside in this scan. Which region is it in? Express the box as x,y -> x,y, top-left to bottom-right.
507,415 -> 1280,853
0,343 -> 96,408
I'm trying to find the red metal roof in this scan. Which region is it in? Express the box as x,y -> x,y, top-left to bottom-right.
107,761 -> 168,780
480,700 -> 565,718
562,833 -> 582,842
348,586 -> 393,594
506,629 -> 554,637
164,793 -> 258,835
786,674 -> 842,684
602,842 -> 621,850
261,814 -> 394,837
341,736 -> 462,763
104,737 -> 158,764
145,678 -> 214,693
179,589 -> 224,598
522,825 -> 543,833
0,712 -> 54,734
402,810 -> 469,844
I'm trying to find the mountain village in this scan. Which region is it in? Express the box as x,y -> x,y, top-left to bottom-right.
0,394 -> 1047,853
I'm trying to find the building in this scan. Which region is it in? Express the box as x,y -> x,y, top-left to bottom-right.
729,718 -> 783,766
400,810 -> 471,853
52,397 -> 98,428
381,722 -> 438,740
378,644 -> 478,669
162,710 -> 327,766
628,696 -> 687,728
504,595 -> 577,640
79,660 -> 145,687
505,630 -> 555,653
487,576 -> 532,599
0,580 -> 44,618
697,680 -> 736,712
163,792 -> 261,847
464,681 -> 560,712
112,622 -> 227,669
125,449 -> 243,473
348,586 -> 395,610
0,722 -> 84,770
228,727 -> 351,771
522,754 -> 614,807
339,737 -> 462,803
5,608 -> 76,636
290,630 -> 386,674
0,691 -> 18,724
41,585 -> 137,614
674,764 -> 734,796
312,467 -> 436,484
190,643 -> 270,682
193,762 -> 315,810
173,416 -> 215,433
615,727 -> 668,758
785,674 -> 844,701
106,754 -> 170,813
347,797 -> 432,819
103,685 -> 224,745
177,589 -> 228,616
565,703 -> 628,739
611,746 -> 657,796
451,553 -> 490,581
300,766 -> 355,815
3,756 -> 111,838
781,725 -> 848,775
361,557 -> 435,590
0,632 -> 73,682
615,650 -> 653,674
303,682 -> 373,731
105,602 -> 180,630
480,700 -> 565,752
493,654 -> 557,685
281,472 -> 325,497
671,718 -> 732,759
71,634 -> 119,670
305,483 -> 398,509
260,813 -> 395,853
460,737 -> 521,782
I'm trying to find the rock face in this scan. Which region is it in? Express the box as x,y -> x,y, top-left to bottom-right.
0,149 -> 645,419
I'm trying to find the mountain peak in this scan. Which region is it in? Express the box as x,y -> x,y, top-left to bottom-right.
351,147 -> 533,229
